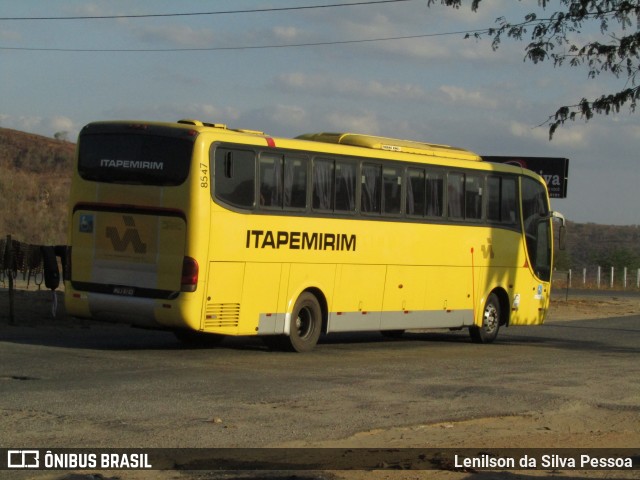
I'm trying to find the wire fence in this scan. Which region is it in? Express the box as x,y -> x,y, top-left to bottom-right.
553,267 -> 640,291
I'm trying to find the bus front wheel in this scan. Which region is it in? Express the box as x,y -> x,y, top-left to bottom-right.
469,293 -> 501,344
286,292 -> 322,352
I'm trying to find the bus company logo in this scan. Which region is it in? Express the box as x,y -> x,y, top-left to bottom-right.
100,158 -> 164,171
105,216 -> 147,254
246,229 -> 356,251
7,450 -> 39,468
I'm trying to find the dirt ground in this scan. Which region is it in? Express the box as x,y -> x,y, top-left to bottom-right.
2,289 -> 639,479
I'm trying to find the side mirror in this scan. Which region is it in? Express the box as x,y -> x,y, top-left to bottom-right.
558,225 -> 567,251
552,211 -> 567,251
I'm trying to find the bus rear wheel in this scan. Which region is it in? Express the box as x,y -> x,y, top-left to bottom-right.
469,293 -> 501,344
286,292 -> 322,353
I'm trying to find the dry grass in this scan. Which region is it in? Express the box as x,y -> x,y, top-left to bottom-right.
0,128 -> 74,245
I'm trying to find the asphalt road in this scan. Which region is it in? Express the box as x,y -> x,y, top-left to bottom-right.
1,310 -> 639,454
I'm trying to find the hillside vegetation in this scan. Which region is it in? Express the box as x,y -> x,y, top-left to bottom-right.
0,127 -> 638,274
0,128 -> 75,245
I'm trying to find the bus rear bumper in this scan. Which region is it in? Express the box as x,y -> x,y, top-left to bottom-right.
65,291 -> 165,329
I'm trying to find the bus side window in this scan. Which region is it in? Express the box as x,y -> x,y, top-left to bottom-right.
465,174 -> 483,220
361,163 -> 381,214
284,157 -> 308,209
313,158 -> 355,213
335,160 -> 356,212
502,177 -> 517,224
426,171 -> 444,217
213,148 -> 256,208
313,158 -> 334,211
383,166 -> 402,215
406,168 -> 426,216
260,154 -> 283,208
488,175 -> 518,224
487,176 -> 501,221
447,172 -> 464,219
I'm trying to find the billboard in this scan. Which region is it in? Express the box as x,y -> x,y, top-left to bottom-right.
482,156 -> 569,198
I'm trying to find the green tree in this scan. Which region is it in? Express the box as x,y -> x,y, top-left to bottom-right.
594,247 -> 640,268
54,131 -> 69,142
429,0 -> 640,138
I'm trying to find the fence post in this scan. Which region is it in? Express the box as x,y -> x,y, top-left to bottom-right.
637,268 -> 640,289
597,266 -> 601,289
582,268 -> 587,286
3,235 -> 16,325
623,267 -> 627,289
610,267 -> 614,289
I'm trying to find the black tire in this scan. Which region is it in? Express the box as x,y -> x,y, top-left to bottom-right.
285,292 -> 322,352
381,329 -> 405,338
469,293 -> 501,344
173,329 -> 225,347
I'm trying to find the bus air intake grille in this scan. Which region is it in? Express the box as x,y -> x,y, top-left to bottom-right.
205,303 -> 240,328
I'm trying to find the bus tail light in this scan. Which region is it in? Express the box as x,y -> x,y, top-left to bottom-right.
181,256 -> 199,292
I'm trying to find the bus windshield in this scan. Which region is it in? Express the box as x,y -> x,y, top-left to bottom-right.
522,177 -> 552,281
78,132 -> 193,186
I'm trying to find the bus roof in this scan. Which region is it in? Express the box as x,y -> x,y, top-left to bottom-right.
296,132 -> 481,162
84,119 -> 532,173
175,120 -> 481,162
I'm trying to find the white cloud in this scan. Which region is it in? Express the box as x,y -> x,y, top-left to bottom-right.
7,115 -> 44,132
0,113 -> 80,139
438,85 -> 499,109
324,110 -> 380,135
509,120 -> 590,149
272,26 -> 301,41
101,103 -> 241,126
184,104 -> 240,122
276,73 -> 428,101
252,104 -> 308,133
136,25 -> 216,48
66,2 -> 117,16
0,29 -> 21,42
48,116 -> 75,133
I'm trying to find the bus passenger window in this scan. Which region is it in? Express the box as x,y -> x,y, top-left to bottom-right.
313,158 -> 334,211
426,172 -> 444,217
213,148 -> 256,208
313,159 -> 355,212
447,173 -> 464,219
361,164 -> 381,214
465,174 -> 483,220
487,176 -> 501,221
260,155 -> 283,208
488,176 -> 517,224
335,161 -> 355,212
502,178 -> 517,224
406,168 -> 426,216
284,157 -> 307,209
383,166 -> 402,215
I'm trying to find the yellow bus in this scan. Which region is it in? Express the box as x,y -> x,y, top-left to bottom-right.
65,119 -> 563,352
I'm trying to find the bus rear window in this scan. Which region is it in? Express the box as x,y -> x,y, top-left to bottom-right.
78,133 -> 193,186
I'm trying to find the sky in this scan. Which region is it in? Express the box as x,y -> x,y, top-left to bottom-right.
1,0 -> 638,225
